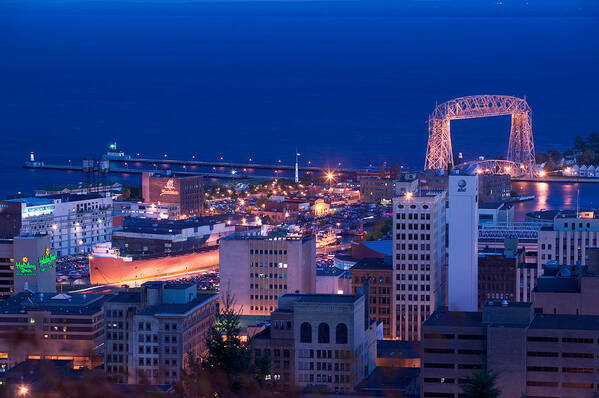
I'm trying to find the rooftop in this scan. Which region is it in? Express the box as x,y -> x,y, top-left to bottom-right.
361,240 -> 393,257
135,293 -> 217,316
423,308 -> 483,328
351,256 -> 393,271
356,366 -> 419,394
530,314 -> 599,331
0,292 -> 105,316
120,215 -> 234,234
280,292 -> 361,304
221,232 -> 313,242
316,267 -> 347,277
106,291 -> 142,304
377,340 -> 420,359
5,193 -> 105,206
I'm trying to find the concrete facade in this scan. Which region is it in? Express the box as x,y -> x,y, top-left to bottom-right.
219,234 -> 316,315
393,191 -> 446,341
448,174 -> 479,312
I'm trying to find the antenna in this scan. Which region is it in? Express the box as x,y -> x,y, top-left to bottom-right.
577,187 -> 580,218
295,148 -> 300,184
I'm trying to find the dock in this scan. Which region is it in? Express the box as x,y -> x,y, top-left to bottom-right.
23,162 -> 278,180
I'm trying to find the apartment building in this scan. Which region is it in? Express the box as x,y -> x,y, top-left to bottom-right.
392,190 -> 446,341
219,233 -> 316,315
104,282 -> 217,385
252,293 -> 377,393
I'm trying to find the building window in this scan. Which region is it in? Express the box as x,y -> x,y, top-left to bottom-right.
335,323 -> 348,344
300,322 -> 312,343
318,323 -> 330,344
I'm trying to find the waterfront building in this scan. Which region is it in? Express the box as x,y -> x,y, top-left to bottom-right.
0,235 -> 57,299
113,200 -> 180,220
537,210 -> 599,268
448,174 -> 478,312
111,216 -> 235,256
142,172 -> 204,218
0,193 -> 113,257
251,292 -> 377,393
219,233 -> 316,315
421,302 -> 599,398
350,257 -> 393,339
0,291 -> 106,371
104,282 -> 217,384
392,190 -> 446,341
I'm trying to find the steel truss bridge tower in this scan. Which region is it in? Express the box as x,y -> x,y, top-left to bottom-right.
424,95 -> 536,177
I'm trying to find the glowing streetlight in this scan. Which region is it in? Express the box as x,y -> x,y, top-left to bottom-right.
18,385 -> 29,395
405,192 -> 413,199
326,171 -> 335,182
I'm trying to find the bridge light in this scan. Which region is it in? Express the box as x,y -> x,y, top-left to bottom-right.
504,166 -> 511,172
405,192 -> 413,199
539,170 -> 546,178
476,168 -> 483,175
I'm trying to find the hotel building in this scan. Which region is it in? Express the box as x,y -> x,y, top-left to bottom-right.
0,194 -> 113,257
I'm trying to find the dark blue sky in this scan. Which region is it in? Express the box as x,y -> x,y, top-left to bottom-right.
0,0 -> 598,196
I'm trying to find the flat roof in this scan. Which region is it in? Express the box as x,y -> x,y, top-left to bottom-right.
135,293 -> 217,316
281,292 -> 360,304
0,292 -> 105,316
361,240 -> 393,256
377,340 -> 420,359
351,256 -> 393,271
106,291 -> 142,304
423,309 -> 483,328
531,314 -> 599,331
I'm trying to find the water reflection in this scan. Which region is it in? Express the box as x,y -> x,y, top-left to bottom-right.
512,182 -> 599,220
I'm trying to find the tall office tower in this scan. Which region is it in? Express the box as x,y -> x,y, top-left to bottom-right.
219,233 -> 316,315
392,190 -> 446,341
448,174 -> 479,311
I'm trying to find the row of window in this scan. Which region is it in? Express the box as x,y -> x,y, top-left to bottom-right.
300,323 -> 348,344
528,336 -> 595,344
250,249 -> 287,255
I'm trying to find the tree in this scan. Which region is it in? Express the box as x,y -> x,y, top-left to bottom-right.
582,148 -> 595,165
363,218 -> 392,241
459,368 -> 501,398
573,135 -> 587,152
588,132 -> 599,153
180,292 -> 271,397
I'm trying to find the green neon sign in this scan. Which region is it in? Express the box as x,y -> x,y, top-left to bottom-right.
14,248 -> 56,276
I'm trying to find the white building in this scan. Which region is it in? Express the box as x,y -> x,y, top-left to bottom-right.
392,190 -> 446,341
219,233 -> 316,315
3,194 -> 113,257
448,174 -> 479,312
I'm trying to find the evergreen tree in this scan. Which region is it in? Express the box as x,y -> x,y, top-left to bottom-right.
459,368 -> 501,398
180,292 -> 271,397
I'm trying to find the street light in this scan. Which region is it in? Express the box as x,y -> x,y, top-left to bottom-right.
18,385 -> 29,396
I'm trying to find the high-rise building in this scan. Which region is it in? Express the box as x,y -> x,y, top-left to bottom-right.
142,172 -> 204,218
448,174 -> 479,311
104,282 -> 217,384
219,233 -> 316,316
251,292 -> 377,393
392,190 -> 446,341
477,245 -> 524,310
0,194 -> 113,256
0,291 -> 106,371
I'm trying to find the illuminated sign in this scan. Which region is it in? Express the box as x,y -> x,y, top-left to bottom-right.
14,247 -> 56,276
160,179 -> 179,196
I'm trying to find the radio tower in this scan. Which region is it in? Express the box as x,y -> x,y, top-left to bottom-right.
295,148 -> 300,184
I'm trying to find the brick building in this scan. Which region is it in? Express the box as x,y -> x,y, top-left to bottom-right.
142,172 -> 204,218
350,257 -> 393,339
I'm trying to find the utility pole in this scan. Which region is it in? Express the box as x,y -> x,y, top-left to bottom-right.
295,148 -> 300,184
